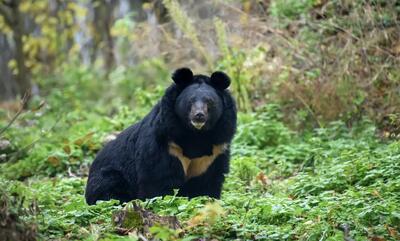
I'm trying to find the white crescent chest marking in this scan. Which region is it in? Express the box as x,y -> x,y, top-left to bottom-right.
168,142 -> 228,179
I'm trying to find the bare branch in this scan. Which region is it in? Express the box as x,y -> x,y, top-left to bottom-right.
0,93 -> 30,137
7,111 -> 64,163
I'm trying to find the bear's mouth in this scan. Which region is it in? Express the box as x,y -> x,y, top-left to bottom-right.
191,121 -> 205,130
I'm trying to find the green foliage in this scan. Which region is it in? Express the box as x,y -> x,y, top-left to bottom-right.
109,58 -> 169,104
0,63 -> 168,180
235,104 -> 292,148
270,0 -> 317,20
0,178 -> 37,240
215,31 -> 269,112
214,18 -> 252,112
1,71 -> 399,240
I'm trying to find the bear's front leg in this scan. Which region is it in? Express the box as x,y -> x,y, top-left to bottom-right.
137,176 -> 183,199
178,154 -> 229,199
136,157 -> 185,200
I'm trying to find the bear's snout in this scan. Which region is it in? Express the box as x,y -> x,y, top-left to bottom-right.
190,101 -> 208,129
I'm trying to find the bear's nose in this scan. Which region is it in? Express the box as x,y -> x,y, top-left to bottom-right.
194,112 -> 206,122
191,101 -> 208,123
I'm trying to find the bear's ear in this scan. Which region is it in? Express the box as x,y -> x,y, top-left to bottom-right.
172,67 -> 194,87
210,71 -> 231,90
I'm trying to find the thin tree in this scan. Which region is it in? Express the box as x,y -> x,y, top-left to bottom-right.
0,0 -> 31,100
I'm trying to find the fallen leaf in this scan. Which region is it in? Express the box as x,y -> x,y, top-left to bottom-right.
74,132 -> 94,146
387,226 -> 399,239
63,145 -> 71,154
256,172 -> 269,186
47,156 -> 61,166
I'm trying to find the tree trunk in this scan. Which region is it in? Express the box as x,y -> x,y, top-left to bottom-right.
12,12 -> 31,97
103,0 -> 115,72
93,0 -> 115,73
0,34 -> 18,101
0,0 -> 31,100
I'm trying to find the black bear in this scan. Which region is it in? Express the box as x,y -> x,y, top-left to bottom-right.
85,68 -> 237,205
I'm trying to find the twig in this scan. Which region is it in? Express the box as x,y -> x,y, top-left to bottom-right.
0,93 -> 30,137
218,0 -> 318,68
138,233 -> 149,241
7,112 -> 64,162
281,70 -> 323,128
325,21 -> 398,60
67,167 -> 77,177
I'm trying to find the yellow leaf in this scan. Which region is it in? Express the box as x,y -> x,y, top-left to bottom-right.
74,132 -> 95,146
186,202 -> 225,228
387,226 -> 400,239
256,172 -> 269,186
34,14 -> 46,24
63,145 -> 71,154
7,59 -> 17,70
48,156 -> 61,167
142,2 -> 153,11
19,2 -> 31,12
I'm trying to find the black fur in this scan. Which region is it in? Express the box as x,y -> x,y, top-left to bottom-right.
85,68 -> 237,205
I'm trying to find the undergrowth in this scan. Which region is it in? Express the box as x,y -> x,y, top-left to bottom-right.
1,84 -> 399,240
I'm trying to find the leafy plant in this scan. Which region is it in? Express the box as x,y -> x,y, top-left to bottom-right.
235,104 -> 292,148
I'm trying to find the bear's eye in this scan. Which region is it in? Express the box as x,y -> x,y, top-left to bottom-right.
206,99 -> 215,108
189,98 -> 197,104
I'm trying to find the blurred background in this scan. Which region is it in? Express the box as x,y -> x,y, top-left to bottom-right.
0,0 -> 398,129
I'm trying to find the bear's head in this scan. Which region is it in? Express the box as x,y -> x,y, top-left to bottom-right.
172,67 -> 231,132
